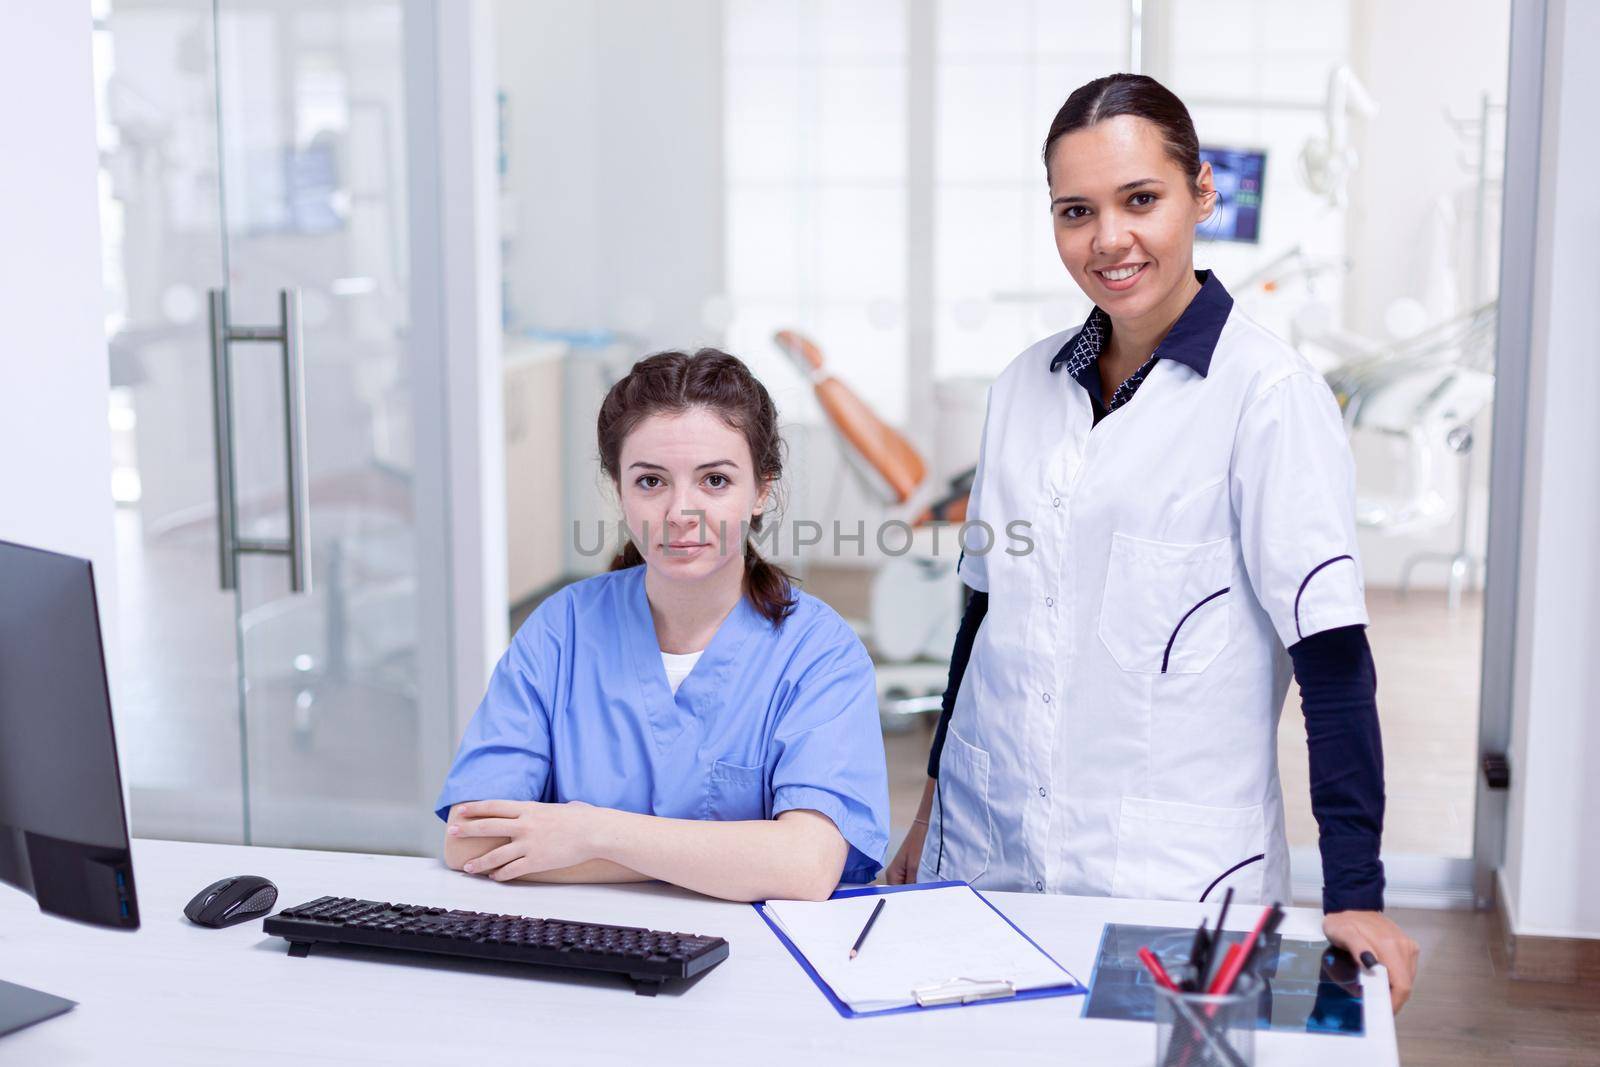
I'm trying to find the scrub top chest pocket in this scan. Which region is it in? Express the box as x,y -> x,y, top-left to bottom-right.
703,758 -> 768,822
1098,532 -> 1233,675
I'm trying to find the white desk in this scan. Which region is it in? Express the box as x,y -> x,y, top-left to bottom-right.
0,839 -> 1397,1065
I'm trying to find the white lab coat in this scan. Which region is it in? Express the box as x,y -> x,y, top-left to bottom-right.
919,301 -> 1368,907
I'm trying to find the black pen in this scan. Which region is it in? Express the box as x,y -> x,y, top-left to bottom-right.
1214,887 -> 1235,943
1195,886 -> 1236,989
848,897 -> 887,960
1184,921 -> 1203,991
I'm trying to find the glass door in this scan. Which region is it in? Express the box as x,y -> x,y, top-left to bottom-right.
95,0 -> 246,844
95,0 -> 451,854
216,0 -> 442,854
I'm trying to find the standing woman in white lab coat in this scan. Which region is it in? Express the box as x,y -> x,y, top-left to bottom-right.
886,74 -> 1420,1010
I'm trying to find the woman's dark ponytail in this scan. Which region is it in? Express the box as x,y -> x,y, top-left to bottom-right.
742,533 -> 797,625
610,541 -> 646,571
598,349 -> 797,626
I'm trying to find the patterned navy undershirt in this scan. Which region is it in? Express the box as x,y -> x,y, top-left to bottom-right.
1054,307 -> 1164,423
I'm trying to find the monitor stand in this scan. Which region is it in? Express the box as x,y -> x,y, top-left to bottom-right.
0,978 -> 76,1038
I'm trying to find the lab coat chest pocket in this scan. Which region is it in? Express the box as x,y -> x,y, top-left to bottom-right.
704,759 -> 768,822
1098,533 -> 1232,674
1111,796 -> 1267,904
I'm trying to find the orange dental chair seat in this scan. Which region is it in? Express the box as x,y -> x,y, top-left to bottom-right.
773,330 -> 971,525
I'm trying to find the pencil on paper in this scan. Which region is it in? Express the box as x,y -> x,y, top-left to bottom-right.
848,898 -> 887,960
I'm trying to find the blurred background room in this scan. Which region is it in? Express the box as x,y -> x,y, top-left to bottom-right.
85,0 -> 1512,908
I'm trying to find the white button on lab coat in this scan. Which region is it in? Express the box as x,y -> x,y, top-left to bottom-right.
919,297 -> 1368,907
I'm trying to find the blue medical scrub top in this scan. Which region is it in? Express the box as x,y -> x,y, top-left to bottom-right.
435,565 -> 891,883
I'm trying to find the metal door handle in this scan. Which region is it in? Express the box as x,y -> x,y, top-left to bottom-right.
207,289 -> 239,590
205,287 -> 313,594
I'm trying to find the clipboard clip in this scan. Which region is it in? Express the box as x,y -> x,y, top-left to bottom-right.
911,976 -> 1017,1007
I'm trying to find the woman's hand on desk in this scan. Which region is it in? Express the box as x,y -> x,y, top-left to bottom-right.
443,801 -> 645,884
1323,909 -> 1420,1013
449,799 -> 606,880
448,799 -> 848,901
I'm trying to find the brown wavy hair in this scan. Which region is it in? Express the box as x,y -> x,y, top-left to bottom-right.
597,348 -> 797,625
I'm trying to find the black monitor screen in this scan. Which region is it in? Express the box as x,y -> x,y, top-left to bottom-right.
0,540 -> 138,928
1200,146 -> 1266,243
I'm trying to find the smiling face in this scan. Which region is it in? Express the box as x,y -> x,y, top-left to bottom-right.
1047,114 -> 1215,325
616,407 -> 768,587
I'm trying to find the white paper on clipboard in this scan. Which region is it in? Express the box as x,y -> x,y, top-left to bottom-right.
762,885 -> 1078,1014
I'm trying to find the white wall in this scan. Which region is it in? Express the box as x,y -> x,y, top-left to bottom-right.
496,0 -> 725,349
1499,0 -> 1600,941
0,7 -> 117,656
1346,0 -> 1511,336
494,0 -> 725,592
433,1 -> 511,738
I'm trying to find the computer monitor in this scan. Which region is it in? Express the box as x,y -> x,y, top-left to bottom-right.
0,539 -> 139,930
1199,146 -> 1266,243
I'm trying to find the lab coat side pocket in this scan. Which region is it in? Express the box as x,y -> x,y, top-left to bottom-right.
922,727 -> 993,883
1098,533 -> 1233,674
704,759 -> 768,822
1110,795 -> 1267,904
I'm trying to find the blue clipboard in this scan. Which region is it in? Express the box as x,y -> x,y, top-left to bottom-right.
753,880 -> 1086,1019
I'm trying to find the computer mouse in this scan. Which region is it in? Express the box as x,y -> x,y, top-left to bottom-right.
184,875 -> 279,928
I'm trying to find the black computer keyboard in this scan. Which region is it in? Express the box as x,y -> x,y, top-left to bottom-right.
263,895 -> 729,995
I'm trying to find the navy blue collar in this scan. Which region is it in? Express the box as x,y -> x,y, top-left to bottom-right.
1049,270 -> 1234,385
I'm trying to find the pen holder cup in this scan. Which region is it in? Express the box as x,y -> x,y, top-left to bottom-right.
1153,970 -> 1260,1067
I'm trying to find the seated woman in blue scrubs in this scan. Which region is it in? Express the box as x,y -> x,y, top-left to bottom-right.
437,348 -> 890,901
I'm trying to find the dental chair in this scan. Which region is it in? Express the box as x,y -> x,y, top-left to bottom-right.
773,329 -> 977,719
774,330 -> 972,525
1322,303 -> 1497,610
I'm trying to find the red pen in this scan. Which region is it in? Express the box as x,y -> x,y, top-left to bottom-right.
1207,904 -> 1280,995
1138,946 -> 1181,992
1204,942 -> 1245,995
